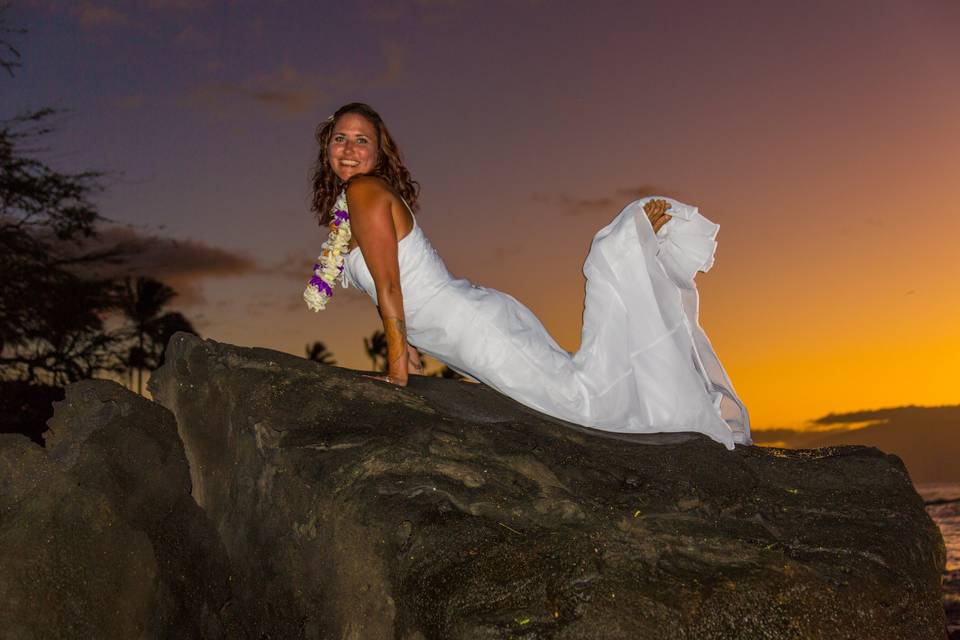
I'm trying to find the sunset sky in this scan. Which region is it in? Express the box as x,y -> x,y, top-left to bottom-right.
5,0 -> 959,432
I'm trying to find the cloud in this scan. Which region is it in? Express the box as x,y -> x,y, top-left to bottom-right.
810,405 -> 948,426
186,63 -> 327,117
26,0 -> 209,32
365,43 -> 404,89
115,92 -> 145,109
534,185 -> 671,216
185,45 -> 405,118
36,0 -> 210,11
752,404 -> 960,483
78,226 -> 257,305
188,82 -> 322,118
172,24 -> 211,50
363,0 -> 466,23
19,0 -> 76,12
146,0 -> 211,9
73,2 -> 141,29
268,251 -> 319,283
363,2 -> 406,21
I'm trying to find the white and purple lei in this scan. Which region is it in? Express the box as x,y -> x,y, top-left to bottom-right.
304,191 -> 350,311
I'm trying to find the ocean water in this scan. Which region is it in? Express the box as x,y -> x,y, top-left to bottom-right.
916,483 -> 960,637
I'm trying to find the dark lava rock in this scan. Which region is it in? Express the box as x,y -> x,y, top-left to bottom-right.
0,381 -> 63,445
0,380 -> 246,639
147,333 -> 947,640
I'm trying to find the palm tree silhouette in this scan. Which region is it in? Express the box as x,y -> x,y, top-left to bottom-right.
305,341 -> 336,365
363,329 -> 388,372
117,276 -> 194,394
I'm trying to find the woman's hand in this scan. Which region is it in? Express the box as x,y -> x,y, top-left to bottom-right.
363,373 -> 408,387
644,199 -> 672,233
407,344 -> 424,376
365,345 -> 420,386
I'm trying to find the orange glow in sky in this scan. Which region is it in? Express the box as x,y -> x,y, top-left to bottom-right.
8,1 -> 959,431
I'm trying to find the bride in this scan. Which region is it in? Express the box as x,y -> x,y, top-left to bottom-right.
305,103 -> 751,450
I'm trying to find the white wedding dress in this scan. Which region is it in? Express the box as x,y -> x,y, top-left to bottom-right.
342,197 -> 751,450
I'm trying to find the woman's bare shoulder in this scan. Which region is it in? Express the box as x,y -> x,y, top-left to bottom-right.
346,176 -> 411,238
346,175 -> 397,211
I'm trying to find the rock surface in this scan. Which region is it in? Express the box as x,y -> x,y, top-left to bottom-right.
0,380 -> 246,639
143,333 -> 947,640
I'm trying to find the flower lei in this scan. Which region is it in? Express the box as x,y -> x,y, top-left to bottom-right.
304,191 -> 350,311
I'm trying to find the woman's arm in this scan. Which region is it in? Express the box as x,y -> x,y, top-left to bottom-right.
347,177 -> 409,386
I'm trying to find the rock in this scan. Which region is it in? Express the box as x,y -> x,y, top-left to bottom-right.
0,381 -> 63,445
0,380 -> 246,639
148,333 -> 947,640
0,434 -> 157,639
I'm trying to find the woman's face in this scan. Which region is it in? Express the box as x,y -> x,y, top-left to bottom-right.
328,113 -> 379,181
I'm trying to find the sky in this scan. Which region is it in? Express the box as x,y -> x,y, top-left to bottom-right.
4,0 -> 959,432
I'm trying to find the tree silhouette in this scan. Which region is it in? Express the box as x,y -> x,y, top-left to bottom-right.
117,276 -> 197,395
1,10 -> 195,441
1,12 -> 131,439
0,106 -> 125,385
305,341 -> 336,365
363,329 -> 388,372
1,274 -> 125,386
306,340 -> 337,365
1,10 -> 126,383
1,5 -> 22,77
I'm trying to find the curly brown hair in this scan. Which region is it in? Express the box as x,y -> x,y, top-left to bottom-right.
310,102 -> 420,226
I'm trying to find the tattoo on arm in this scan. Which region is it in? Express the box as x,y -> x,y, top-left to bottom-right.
382,315 -> 407,370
